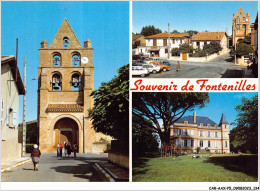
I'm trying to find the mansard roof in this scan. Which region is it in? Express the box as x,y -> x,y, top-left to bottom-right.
175,115 -> 217,126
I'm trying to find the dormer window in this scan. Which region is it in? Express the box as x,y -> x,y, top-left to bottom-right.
51,73 -> 62,91
63,37 -> 69,48
53,54 -> 61,67
71,73 -> 81,91
72,54 -> 80,66
184,121 -> 188,125
200,123 -> 203,127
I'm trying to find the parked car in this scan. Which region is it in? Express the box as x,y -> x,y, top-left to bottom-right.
132,66 -> 149,77
142,64 -> 161,74
159,60 -> 171,66
151,61 -> 170,72
132,55 -> 141,60
146,57 -> 161,64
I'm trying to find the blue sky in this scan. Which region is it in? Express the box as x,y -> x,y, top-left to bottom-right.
184,92 -> 258,131
1,1 -> 129,123
133,1 -> 258,35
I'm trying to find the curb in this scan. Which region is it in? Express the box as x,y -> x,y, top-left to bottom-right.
1,158 -> 31,173
94,163 -> 115,182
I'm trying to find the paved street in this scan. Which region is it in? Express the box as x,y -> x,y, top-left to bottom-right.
134,54 -> 247,78
1,153 -> 108,182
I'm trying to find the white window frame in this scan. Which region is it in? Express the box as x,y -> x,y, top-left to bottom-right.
199,131 -> 203,137
215,132 -> 218,138
199,140 -> 203,147
225,141 -> 228,148
191,140 -> 194,147
215,141 -> 218,148
208,131 -> 210,137
208,141 -> 211,147
191,130 -> 194,136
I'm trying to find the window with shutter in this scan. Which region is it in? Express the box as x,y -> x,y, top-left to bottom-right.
13,110 -> 17,128
6,108 -> 10,126
1,99 -> 3,124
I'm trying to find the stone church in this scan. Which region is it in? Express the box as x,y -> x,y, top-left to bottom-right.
232,7 -> 251,46
38,18 -> 110,153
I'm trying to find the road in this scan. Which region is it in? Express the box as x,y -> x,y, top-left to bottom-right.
1,153 -> 107,182
134,54 -> 247,78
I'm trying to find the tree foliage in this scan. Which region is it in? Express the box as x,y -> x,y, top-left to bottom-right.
171,48 -> 180,56
239,36 -> 251,45
141,25 -> 162,37
133,114 -> 159,157
132,93 -> 209,146
186,30 -> 199,35
230,95 -> 258,154
90,64 -> 129,149
230,43 -> 254,57
179,43 -> 194,54
203,41 -> 223,54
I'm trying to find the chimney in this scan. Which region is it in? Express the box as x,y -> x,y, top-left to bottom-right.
193,110 -> 196,123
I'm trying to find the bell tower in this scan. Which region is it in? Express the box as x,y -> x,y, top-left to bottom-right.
38,18 -> 96,153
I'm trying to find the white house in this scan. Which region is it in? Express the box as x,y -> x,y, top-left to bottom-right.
1,56 -> 25,164
143,32 -> 186,58
191,31 -> 228,50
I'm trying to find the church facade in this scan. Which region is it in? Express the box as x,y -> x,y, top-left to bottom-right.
170,111 -> 230,154
38,18 -> 109,153
232,7 -> 251,46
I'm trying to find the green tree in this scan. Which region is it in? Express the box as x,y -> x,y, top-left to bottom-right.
171,48 -> 180,56
230,95 -> 258,154
90,64 -> 129,151
203,41 -> 223,55
186,30 -> 198,35
230,43 -> 254,57
141,25 -> 162,37
172,30 -> 180,34
133,114 -> 159,157
132,93 -> 209,146
179,43 -> 194,54
239,36 -> 251,45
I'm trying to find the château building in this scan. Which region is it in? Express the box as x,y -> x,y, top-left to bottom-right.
170,111 -> 230,154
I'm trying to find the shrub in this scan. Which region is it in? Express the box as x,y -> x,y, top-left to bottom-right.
179,43 -> 193,54
171,48 -> 180,56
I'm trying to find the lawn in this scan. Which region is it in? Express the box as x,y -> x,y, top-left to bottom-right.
132,154 -> 258,182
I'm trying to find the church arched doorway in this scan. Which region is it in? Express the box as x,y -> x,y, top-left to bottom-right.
53,117 -> 79,150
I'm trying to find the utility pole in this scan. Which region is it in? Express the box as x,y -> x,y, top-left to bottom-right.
234,19 -> 237,65
22,57 -> 26,157
168,23 -> 170,59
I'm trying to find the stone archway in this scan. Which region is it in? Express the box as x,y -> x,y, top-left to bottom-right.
54,118 -> 79,147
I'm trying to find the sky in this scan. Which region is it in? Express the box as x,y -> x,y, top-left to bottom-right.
1,1 -> 129,123
133,1 -> 258,35
183,92 -> 258,131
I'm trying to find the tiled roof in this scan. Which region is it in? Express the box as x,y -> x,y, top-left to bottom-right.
145,32 -> 186,39
192,32 -> 226,41
132,34 -> 143,42
175,115 -> 217,126
1,55 -> 25,95
46,104 -> 84,112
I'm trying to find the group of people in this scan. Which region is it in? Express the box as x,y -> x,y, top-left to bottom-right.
57,142 -> 78,158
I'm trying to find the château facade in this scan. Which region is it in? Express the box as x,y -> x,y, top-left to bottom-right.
170,111 -> 230,154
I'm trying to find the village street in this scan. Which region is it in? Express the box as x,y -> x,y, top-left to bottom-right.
141,54 -> 248,78
1,153 -> 108,182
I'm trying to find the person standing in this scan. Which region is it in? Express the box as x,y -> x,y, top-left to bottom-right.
73,143 -> 78,158
31,144 -> 41,171
57,143 -> 60,157
59,143 -> 63,157
67,143 -> 72,157
176,61 -> 181,72
64,142 -> 67,157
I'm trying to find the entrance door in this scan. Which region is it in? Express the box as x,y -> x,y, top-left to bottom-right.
182,53 -> 187,60
60,131 -> 73,144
